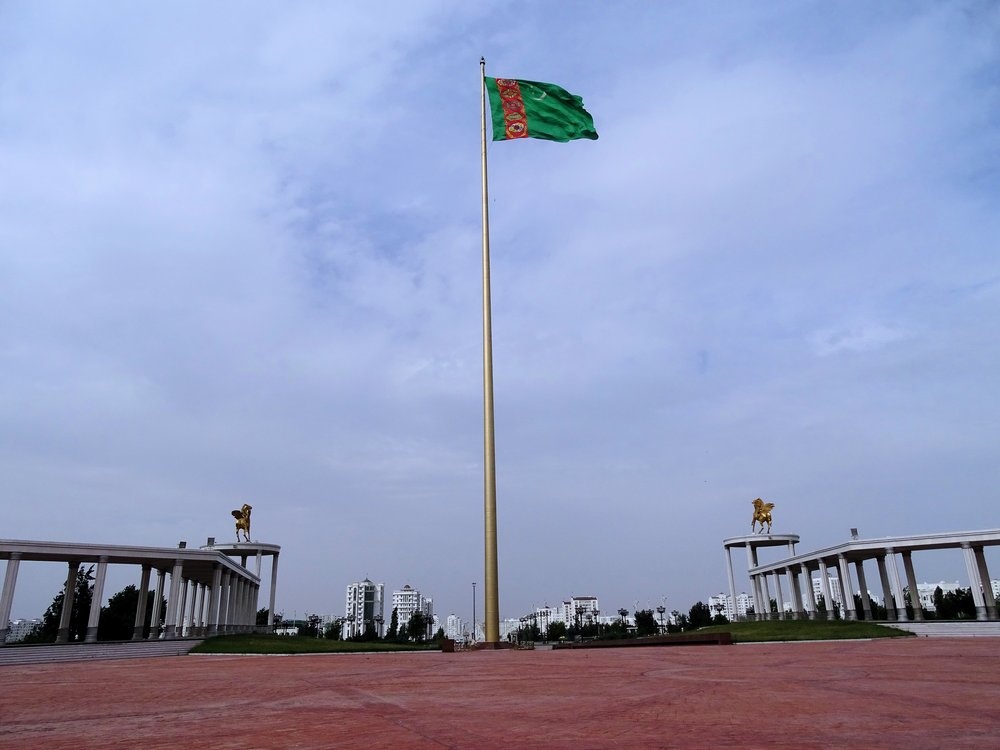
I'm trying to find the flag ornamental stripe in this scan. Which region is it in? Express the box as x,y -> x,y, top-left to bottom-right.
485,76 -> 598,143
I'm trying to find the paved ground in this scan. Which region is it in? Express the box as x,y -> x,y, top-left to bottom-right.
1,638 -> 997,749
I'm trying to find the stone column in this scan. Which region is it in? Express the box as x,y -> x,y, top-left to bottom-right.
901,552 -> 924,621
759,573 -> 772,618
800,563 -> 817,619
56,561 -> 81,643
786,566 -> 804,619
855,560 -> 873,620
0,552 -> 22,645
132,565 -> 152,640
837,555 -> 857,621
267,554 -> 279,632
84,556 -> 109,643
200,581 -> 212,636
876,554 -> 895,620
175,578 -> 190,637
207,564 -> 222,636
724,547 -> 738,621
191,583 -> 203,637
745,544 -> 763,619
773,570 -> 786,619
885,548 -> 908,621
972,547 -> 997,620
163,560 -> 184,639
962,543 -> 988,621
218,570 -> 232,634
149,569 -> 166,639
255,549 -> 263,577
818,560 -> 834,620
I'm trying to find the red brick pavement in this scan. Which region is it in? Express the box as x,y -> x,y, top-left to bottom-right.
1,638 -> 998,749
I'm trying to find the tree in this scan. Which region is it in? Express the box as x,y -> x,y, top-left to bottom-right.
29,566 -> 95,643
688,601 -> 713,629
98,585 -> 162,641
386,607 -> 399,640
547,621 -> 567,641
408,611 -> 427,642
324,617 -> 345,640
634,609 -> 658,637
434,626 -> 445,641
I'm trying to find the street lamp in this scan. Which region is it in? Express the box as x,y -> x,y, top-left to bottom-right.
472,582 -> 477,643
656,605 -> 666,634
374,614 -> 384,639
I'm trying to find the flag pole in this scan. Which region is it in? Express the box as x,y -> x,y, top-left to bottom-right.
480,57 -> 500,645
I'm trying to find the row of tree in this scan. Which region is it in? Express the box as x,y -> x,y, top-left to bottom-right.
261,607 -> 445,643
21,567 -> 166,643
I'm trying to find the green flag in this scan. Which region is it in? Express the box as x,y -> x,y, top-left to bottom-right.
485,77 -> 598,142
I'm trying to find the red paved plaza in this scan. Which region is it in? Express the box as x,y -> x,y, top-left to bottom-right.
1,638 -> 998,749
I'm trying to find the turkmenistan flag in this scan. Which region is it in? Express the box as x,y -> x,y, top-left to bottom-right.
485,77 -> 598,142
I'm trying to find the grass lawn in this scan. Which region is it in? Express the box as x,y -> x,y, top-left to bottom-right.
697,619 -> 912,643
190,634 -> 439,654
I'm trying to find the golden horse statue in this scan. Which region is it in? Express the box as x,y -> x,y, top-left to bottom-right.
751,498 -> 774,534
232,503 -> 252,542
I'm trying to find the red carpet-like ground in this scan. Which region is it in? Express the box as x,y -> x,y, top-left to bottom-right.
1,638 -> 998,749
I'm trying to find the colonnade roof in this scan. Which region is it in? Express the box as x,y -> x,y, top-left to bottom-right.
0,539 -> 259,587
749,528 -> 1000,575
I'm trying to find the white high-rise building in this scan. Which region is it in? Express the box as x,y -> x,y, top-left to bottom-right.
561,596 -> 599,626
391,584 -> 434,639
708,592 -> 755,620
812,576 -> 845,609
344,579 -> 384,639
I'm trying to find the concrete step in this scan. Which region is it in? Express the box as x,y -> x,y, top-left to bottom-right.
0,638 -> 203,666
886,621 -> 1000,637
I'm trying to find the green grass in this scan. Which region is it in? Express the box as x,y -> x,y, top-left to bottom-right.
190,634 -> 439,654
696,619 -> 912,643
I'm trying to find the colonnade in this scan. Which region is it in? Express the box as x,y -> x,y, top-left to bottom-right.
0,540 -> 268,645
724,530 -> 1000,622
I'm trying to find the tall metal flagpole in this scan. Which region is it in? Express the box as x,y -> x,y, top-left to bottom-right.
480,57 -> 500,644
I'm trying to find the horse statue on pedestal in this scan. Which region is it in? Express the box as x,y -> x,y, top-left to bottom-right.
232,504 -> 252,542
751,498 -> 774,534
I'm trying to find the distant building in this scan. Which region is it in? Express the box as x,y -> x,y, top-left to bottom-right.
4,618 -> 41,643
391,584 -> 433,639
812,576 -> 844,609
561,596 -> 600,626
344,579 -> 384,639
708,592 -> 755,620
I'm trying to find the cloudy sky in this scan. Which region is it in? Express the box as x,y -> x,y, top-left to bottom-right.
2,2 -> 998,623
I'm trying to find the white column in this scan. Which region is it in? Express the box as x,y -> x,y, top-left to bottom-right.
0,553 -> 22,645
163,560 -> 184,639
191,583 -> 204,637
760,574 -> 773,618
132,565 -> 152,640
786,566 -> 804,619
267,553 -> 279,632
876,554 -> 895,620
901,552 -> 924,621
818,560 -> 834,619
962,543 -> 987,621
837,555 -> 857,621
745,544 -> 763,618
773,570 -> 786,619
800,563 -> 817,619
255,549 -> 263,577
176,578 -> 190,636
207,564 -> 222,636
972,547 -> 997,620
149,569 -> 166,639
855,560 -> 873,620
84,556 -> 109,643
218,571 -> 232,634
885,548 -> 908,621
56,561 -> 81,643
200,582 -> 211,636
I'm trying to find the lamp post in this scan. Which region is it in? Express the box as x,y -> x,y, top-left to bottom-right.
656,605 -> 666,634
374,614 -> 383,639
472,582 -> 477,643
